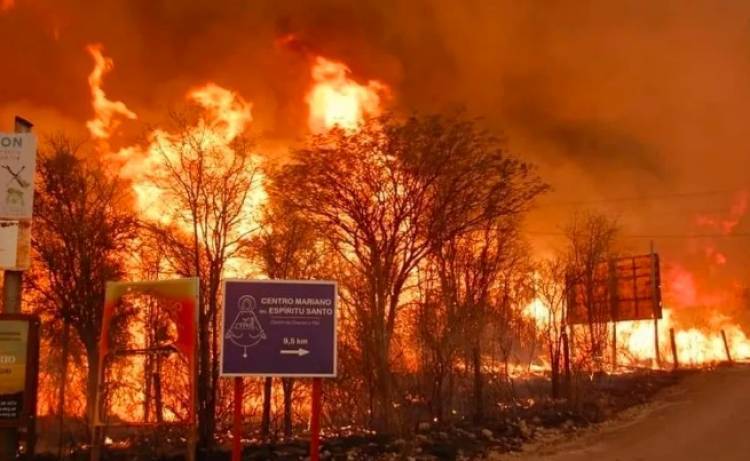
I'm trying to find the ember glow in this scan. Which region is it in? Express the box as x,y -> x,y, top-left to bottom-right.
306,56 -> 388,133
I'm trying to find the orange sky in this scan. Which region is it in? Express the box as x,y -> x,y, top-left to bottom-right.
1,0 -> 748,317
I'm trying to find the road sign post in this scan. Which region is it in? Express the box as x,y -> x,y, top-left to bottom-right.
0,116 -> 37,460
0,314 -> 40,461
310,378 -> 322,461
232,377 -> 243,461
221,280 -> 337,460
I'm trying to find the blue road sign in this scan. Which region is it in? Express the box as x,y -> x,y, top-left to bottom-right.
220,280 -> 337,377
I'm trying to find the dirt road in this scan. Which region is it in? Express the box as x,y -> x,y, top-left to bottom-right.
509,365 -> 750,461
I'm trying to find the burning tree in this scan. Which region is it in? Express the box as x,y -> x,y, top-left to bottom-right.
273,113 -> 546,430
529,257 -> 568,398
142,102 -> 263,449
29,136 -> 138,436
564,211 -> 620,372
246,198 -> 333,438
419,218 -> 535,423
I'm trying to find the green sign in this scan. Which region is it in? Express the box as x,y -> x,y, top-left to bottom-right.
0,319 -> 29,420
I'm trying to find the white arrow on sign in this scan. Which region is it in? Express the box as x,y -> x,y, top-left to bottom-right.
280,348 -> 309,356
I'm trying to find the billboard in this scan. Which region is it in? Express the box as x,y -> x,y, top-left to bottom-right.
221,280 -> 337,377
0,314 -> 39,428
567,253 -> 662,325
0,132 -> 36,270
0,133 -> 36,220
94,278 -> 199,426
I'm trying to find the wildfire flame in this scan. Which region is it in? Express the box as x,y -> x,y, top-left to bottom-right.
695,190 -> 749,235
123,83 -> 253,223
76,45 -> 263,421
616,309 -> 750,366
522,298 -> 750,369
0,0 -> 14,12
306,56 -> 388,133
86,44 -> 137,141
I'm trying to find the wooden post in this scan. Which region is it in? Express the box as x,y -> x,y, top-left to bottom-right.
562,328 -> 571,398
669,328 -> 679,370
310,378 -> 322,461
57,319 -> 70,460
650,242 -> 661,368
187,279 -> 199,461
0,116 -> 33,461
612,322 -> 617,372
721,330 -> 733,363
231,377 -> 243,461
653,318 -> 660,367
608,258 -> 618,373
568,324 -> 575,362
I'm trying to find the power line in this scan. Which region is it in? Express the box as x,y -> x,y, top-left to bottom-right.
535,188 -> 746,209
526,231 -> 750,239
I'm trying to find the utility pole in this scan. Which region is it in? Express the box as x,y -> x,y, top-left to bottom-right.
650,241 -> 661,368
0,116 -> 33,461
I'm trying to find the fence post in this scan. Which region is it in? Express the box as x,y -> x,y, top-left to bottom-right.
721,330 -> 733,364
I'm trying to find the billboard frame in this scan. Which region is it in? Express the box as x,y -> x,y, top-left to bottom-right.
566,253 -> 662,325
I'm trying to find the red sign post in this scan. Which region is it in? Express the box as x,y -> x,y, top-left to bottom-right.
223,280 -> 337,461
232,377 -> 243,461
310,378 -> 322,461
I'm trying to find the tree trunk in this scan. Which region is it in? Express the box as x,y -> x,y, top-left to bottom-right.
562,329 -> 572,399
447,367 -> 454,421
155,356 -> 164,423
143,354 -> 152,423
374,348 -> 392,432
550,345 -> 560,399
472,344 -> 483,423
85,344 -> 100,443
282,378 -> 294,439
57,319 -> 70,459
197,299 -> 213,449
208,289 -> 220,446
261,377 -> 272,437
433,371 -> 444,423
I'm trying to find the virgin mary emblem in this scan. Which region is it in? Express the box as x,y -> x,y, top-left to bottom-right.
225,295 -> 267,358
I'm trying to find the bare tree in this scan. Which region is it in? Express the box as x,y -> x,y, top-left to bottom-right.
532,257 -> 568,398
29,136 -> 137,437
564,211 -> 620,372
273,113 -> 546,430
428,219 -> 532,422
246,198 -> 331,438
145,111 -> 262,449
412,259 -> 461,423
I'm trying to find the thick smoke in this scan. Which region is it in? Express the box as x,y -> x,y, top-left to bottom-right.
1,0 -> 748,317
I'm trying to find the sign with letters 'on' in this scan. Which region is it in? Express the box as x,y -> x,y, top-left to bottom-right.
0,133 -> 36,220
0,132 -> 36,270
220,280 -> 337,377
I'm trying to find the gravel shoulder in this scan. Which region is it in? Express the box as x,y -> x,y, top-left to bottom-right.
501,364 -> 750,461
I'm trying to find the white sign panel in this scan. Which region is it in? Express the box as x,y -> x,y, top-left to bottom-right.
0,133 -> 36,220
